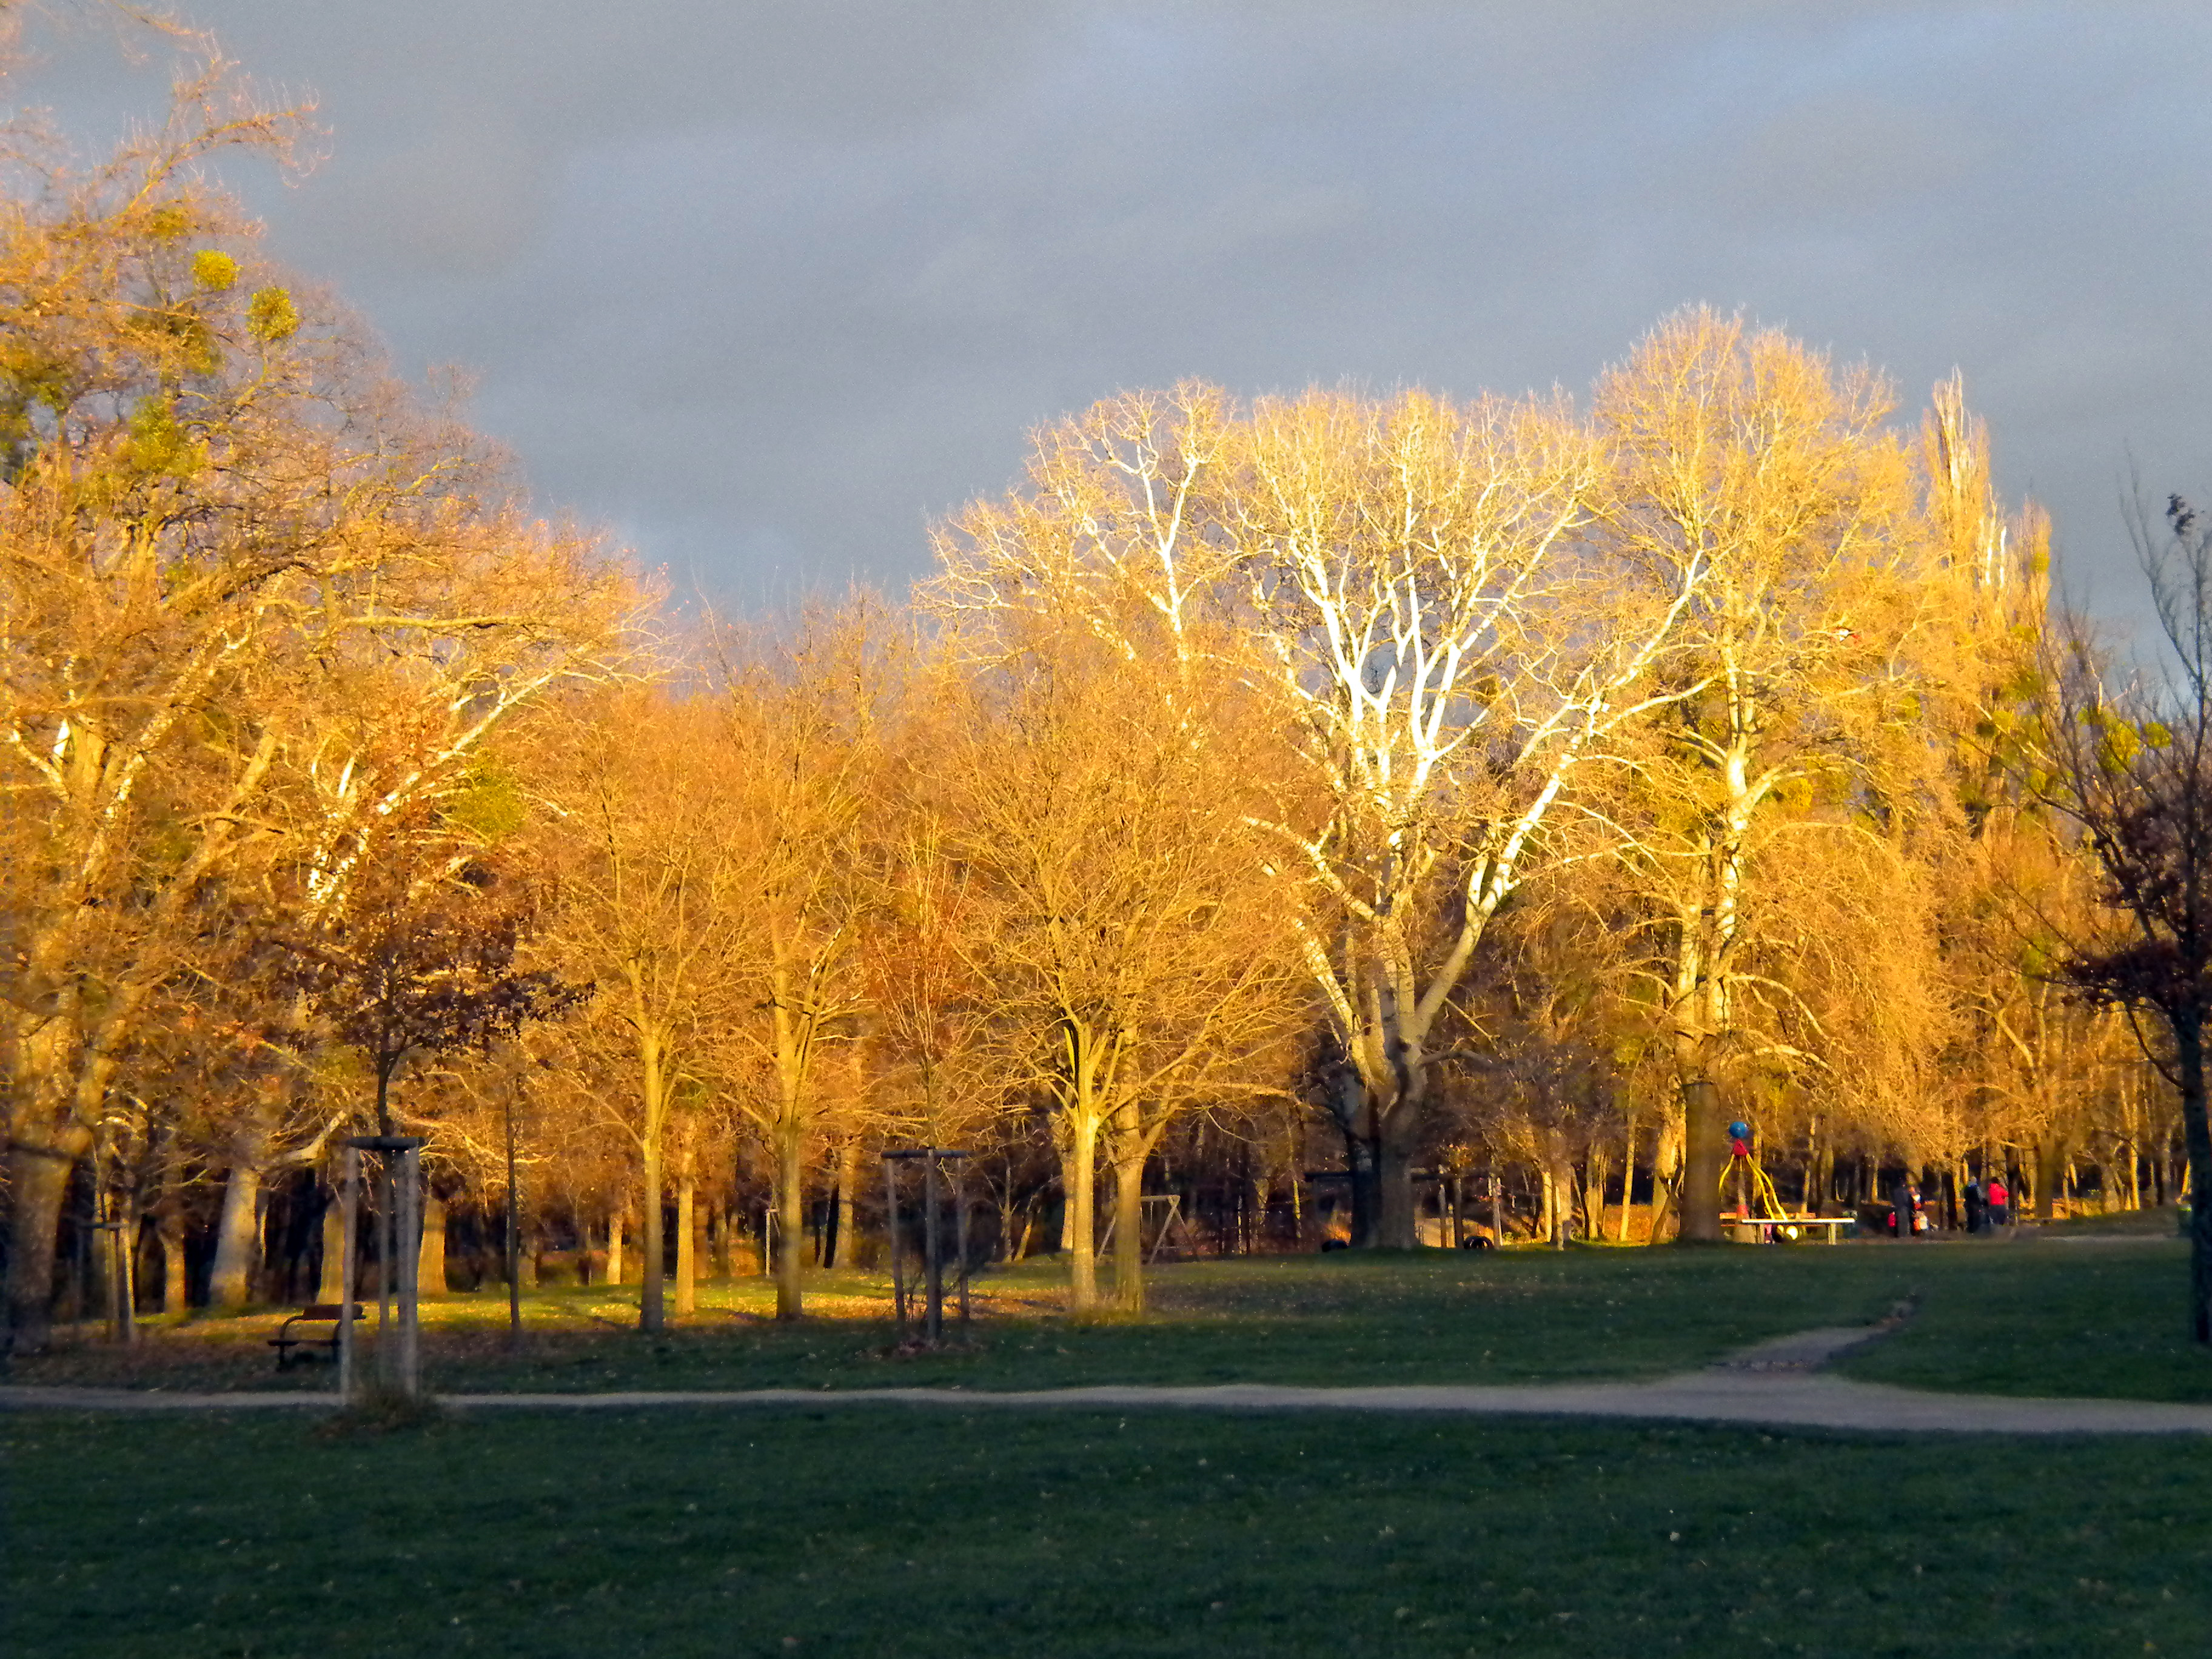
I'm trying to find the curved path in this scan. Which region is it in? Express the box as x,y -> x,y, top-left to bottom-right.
6,1327 -> 2212,1435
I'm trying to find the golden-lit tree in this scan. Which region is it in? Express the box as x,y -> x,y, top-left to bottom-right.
535,686 -> 752,1332
708,607 -> 888,1321
934,385 -> 1710,1250
1587,310 -> 1976,1242
0,53 -> 637,1350
938,626 -> 1301,1311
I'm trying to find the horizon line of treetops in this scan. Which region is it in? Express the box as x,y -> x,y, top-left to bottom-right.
5,43 -> 2198,1357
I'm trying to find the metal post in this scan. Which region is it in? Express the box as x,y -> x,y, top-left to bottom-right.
338,1147 -> 360,1404
397,1147 -> 421,1399
923,1150 -> 942,1346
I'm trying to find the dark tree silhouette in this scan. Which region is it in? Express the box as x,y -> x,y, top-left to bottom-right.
2037,493 -> 2212,1341
283,849 -> 587,1139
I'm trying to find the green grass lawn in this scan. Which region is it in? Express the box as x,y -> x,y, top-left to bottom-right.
10,1404 -> 2212,1657
10,1232 -> 2211,1403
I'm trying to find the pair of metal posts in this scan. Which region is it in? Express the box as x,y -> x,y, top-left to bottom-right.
882,1148 -> 968,1346
337,1134 -> 424,1404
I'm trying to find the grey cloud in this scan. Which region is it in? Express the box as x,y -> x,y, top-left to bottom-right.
1717,95 -> 1991,224
21,1 -> 2212,626
318,104 -> 546,278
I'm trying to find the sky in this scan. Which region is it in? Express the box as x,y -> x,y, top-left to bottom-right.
20,2 -> 2212,624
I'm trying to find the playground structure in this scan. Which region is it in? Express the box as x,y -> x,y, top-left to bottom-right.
1721,1121 -> 1852,1244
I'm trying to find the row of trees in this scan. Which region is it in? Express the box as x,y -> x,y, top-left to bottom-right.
5,30 -> 2202,1356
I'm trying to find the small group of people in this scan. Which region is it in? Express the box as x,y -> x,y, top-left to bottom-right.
1885,1173 -> 2011,1235
1963,1173 -> 2011,1233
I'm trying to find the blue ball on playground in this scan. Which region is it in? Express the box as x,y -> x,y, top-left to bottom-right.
1727,1120 -> 1751,1142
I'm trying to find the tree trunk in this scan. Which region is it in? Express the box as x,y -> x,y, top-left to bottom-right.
417,1191 -> 447,1296
1646,1110 -> 1684,1245
317,1195 -> 347,1302
2173,1016 -> 2212,1344
1615,1115 -> 1638,1243
675,1171 -> 697,1318
2036,1138 -> 2066,1224
693,1188 -> 713,1284
1112,1147 -> 1148,1314
208,1160 -> 266,1309
1064,1114 -> 1101,1312
774,1121 -> 806,1321
4,1144 -> 82,1353
1317,1060 -> 1380,1248
629,985 -> 671,1333
823,1138 -> 857,1269
1677,1069 -> 1725,1243
112,1194 -> 140,1342
158,1204 -> 190,1318
606,1208 -> 626,1287
640,1129 -> 665,1332
1373,1125 -> 1421,1248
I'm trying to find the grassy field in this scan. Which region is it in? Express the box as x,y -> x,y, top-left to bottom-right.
10,1227 -> 2211,1403
10,1403 -> 2212,1657
13,1232 -> 2212,1657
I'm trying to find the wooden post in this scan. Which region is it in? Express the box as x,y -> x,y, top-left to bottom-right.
397,1146 -> 421,1399
954,1157 -> 971,1332
883,1155 -> 905,1335
338,1147 -> 360,1404
923,1150 -> 942,1346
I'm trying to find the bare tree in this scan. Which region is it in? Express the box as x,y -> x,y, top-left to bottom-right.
2033,491 -> 2212,1339
709,606 -> 886,1322
932,385 -> 1708,1249
1589,313 -> 1989,1241
940,629 -> 1301,1311
537,686 -> 751,1332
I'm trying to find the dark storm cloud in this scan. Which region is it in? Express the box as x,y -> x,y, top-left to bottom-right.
22,2 -> 2212,620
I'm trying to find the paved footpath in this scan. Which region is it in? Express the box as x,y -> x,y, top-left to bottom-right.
7,1327 -> 2212,1435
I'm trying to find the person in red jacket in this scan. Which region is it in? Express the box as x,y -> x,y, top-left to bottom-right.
1985,1173 -> 2010,1228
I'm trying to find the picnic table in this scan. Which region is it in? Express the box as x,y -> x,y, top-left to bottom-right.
1729,1214 -> 1854,1245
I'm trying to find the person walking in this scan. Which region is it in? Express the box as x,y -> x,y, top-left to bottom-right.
1964,1177 -> 1985,1235
1985,1172 -> 2009,1229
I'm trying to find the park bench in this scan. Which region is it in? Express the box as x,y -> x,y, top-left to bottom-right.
269,1303 -> 366,1369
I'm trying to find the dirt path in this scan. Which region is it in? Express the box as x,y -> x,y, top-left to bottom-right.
7,1323 -> 2212,1434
